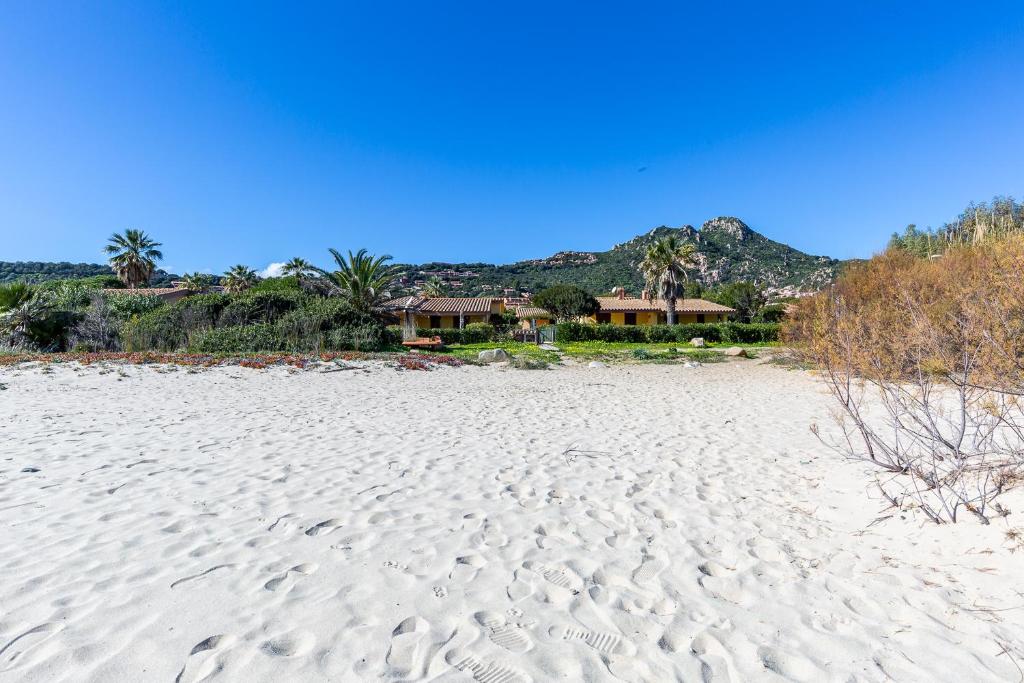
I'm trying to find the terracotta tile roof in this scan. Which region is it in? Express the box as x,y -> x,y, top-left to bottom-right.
514,306 -> 551,319
384,296 -> 497,315
596,297 -> 735,313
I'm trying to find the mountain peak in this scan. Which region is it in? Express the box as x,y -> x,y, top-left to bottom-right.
699,216 -> 754,241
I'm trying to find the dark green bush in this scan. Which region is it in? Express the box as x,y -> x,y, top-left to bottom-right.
105,292 -> 167,321
190,324 -> 288,353
249,276 -> 302,293
555,321 -> 779,344
218,290 -> 306,326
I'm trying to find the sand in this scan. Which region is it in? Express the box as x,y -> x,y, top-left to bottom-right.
1,359 -> 1022,682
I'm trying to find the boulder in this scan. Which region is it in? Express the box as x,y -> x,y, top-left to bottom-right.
722,347 -> 748,358
690,337 -> 706,347
478,348 -> 511,363
588,361 -> 607,368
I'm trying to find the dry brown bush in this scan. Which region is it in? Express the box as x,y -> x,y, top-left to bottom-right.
786,236 -> 1024,523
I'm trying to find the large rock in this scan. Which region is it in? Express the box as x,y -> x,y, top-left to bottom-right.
722,346 -> 748,358
690,337 -> 705,347
588,361 -> 607,368
478,348 -> 511,363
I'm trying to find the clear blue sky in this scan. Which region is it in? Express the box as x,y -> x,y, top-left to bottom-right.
2,2 -> 1023,275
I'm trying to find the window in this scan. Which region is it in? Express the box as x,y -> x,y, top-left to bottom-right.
624,312 -> 637,325
429,315 -> 441,328
596,312 -> 611,323
697,314 -> 705,323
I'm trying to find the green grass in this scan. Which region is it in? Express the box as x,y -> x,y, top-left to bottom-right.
431,339 -> 779,364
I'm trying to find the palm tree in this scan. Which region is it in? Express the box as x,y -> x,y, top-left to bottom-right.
0,292 -> 51,348
104,229 -> 163,289
222,265 -> 259,293
280,257 -> 317,281
0,282 -> 34,312
180,272 -> 213,293
639,235 -> 697,325
421,275 -> 446,298
317,248 -> 397,313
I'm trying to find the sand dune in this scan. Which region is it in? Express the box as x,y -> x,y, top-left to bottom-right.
1,360 -> 1022,681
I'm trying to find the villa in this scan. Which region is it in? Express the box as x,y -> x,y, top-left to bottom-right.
385,296 -> 505,329
590,290 -> 734,325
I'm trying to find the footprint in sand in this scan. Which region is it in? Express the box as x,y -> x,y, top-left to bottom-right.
688,631 -> 737,682
267,513 -> 298,532
173,634 -> 236,683
171,564 -> 236,589
445,648 -> 531,683
264,563 -> 318,592
386,616 -> 431,678
631,552 -> 665,585
474,611 -> 532,653
548,624 -> 636,656
757,646 -> 821,682
305,518 -> 344,537
522,561 -> 582,594
449,554 -> 487,583
0,622 -> 64,673
260,630 -> 315,658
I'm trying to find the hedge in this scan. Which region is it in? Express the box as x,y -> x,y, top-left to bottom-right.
413,323 -> 496,345
555,322 -> 780,344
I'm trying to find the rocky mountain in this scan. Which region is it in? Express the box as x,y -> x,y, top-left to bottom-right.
5,217 -> 843,297
393,217 -> 843,298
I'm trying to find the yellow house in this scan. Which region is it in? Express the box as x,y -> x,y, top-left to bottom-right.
386,296 -> 505,329
514,306 -> 553,329
589,294 -> 734,325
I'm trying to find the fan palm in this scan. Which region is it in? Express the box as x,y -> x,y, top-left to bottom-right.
317,248 -> 397,313
281,257 -> 317,280
104,229 -> 163,289
639,235 -> 697,325
421,275 -> 446,298
0,293 -> 50,348
222,265 -> 259,293
180,272 -> 213,293
0,282 -> 34,312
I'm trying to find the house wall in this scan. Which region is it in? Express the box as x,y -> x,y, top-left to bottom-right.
414,314 -> 489,329
519,317 -> 552,329
585,311 -> 729,325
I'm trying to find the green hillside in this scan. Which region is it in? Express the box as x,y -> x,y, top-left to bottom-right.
393,217 -> 843,297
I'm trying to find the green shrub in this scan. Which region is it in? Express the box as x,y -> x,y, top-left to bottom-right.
555,321 -> 779,344
105,292 -> 167,321
249,276 -> 302,293
414,323 -> 496,345
190,323 -> 288,353
218,290 -> 306,326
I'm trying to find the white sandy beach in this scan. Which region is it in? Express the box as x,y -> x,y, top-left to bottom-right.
1,359 -> 1022,682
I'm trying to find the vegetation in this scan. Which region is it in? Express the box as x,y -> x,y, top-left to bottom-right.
787,236 -> 1024,524
317,248 -> 398,313
179,272 -> 214,292
222,265 -> 259,293
421,275 -> 446,297
281,257 -> 317,280
391,217 -> 843,297
639,235 -> 696,324
704,281 -> 769,323
889,195 -> 1024,257
531,284 -> 598,321
555,321 -> 780,344
104,229 -> 164,288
